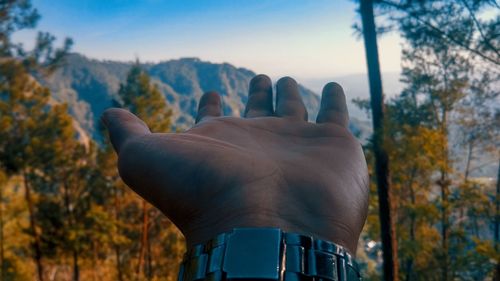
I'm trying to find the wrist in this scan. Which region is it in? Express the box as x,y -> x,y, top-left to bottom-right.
181,209 -> 359,256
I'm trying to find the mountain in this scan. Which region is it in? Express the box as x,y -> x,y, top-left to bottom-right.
39,54 -> 495,178
41,53 -> 370,142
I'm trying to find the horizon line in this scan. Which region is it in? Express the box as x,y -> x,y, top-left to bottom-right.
67,52 -> 402,79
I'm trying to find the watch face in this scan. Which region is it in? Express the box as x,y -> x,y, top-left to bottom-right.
223,228 -> 282,279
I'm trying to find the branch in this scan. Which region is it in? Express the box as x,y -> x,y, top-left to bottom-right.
460,0 -> 500,59
378,0 -> 500,66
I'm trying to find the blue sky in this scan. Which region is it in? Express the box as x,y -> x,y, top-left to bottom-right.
16,0 -> 403,79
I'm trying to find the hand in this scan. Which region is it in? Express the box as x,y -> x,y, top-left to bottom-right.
102,75 -> 369,255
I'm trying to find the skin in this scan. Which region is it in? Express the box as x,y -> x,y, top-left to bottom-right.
102,75 -> 369,256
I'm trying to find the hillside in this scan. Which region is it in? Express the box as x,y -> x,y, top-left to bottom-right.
41,53 -> 370,142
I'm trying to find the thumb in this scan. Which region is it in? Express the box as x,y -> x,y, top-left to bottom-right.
101,108 -> 151,153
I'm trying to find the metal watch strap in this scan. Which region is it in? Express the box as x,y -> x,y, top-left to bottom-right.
177,228 -> 362,281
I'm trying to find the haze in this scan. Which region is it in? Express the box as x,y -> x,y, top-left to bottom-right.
15,0 -> 403,81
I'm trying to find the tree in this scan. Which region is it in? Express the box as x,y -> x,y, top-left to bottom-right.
495,155 -> 500,279
359,1 -> 399,280
375,0 -> 500,67
118,62 -> 172,133
0,169 -> 6,280
0,2 -> 72,279
384,92 -> 443,280
0,60 -> 52,281
356,44 -> 497,279
116,62 -> 174,280
31,112 -> 99,281
0,0 -> 72,72
90,138 -> 129,281
454,71 -> 499,278
0,61 -> 85,281
355,1 -> 499,279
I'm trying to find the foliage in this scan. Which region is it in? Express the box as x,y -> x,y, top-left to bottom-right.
0,0 -> 72,72
1,0 -> 498,280
354,1 -> 500,279
0,1 -> 184,280
109,61 -> 182,280
357,2 -> 499,279
118,62 -> 172,132
374,0 -> 500,66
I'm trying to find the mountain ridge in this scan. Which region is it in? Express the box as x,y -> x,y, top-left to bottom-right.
39,53 -> 495,178
41,53 -> 370,142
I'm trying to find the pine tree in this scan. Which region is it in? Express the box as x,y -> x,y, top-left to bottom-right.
357,47 -> 497,279
116,62 -> 181,280
118,62 -> 172,132
32,110 -> 99,281
91,140 -> 130,281
374,0 -> 499,67
385,93 -> 442,280
355,1 -> 499,279
0,60 -> 53,280
0,2 -> 73,279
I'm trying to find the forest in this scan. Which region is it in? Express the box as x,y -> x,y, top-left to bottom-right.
0,0 -> 499,280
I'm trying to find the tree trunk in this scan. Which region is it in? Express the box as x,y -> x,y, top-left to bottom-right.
137,200 -> 149,279
439,110 -> 449,281
92,242 -> 98,281
464,140 -> 473,182
147,221 -> 153,280
63,182 -> 80,281
23,171 -> 44,281
404,217 -> 415,281
360,1 -> 399,280
114,187 -> 124,281
439,171 -> 449,281
72,250 -> 79,281
0,182 -> 4,281
405,170 -> 417,281
494,158 -> 500,279
115,246 -> 124,281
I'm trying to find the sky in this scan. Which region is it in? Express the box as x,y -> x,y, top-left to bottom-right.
15,0 -> 403,80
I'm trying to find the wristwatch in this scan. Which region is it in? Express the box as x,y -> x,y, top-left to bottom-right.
177,227 -> 362,281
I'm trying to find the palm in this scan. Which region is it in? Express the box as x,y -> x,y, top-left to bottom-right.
104,76 -> 368,255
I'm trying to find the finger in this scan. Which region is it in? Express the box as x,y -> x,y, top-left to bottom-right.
275,77 -> 308,121
316,82 -> 349,127
244,74 -> 273,117
101,108 -> 151,154
195,91 -> 222,123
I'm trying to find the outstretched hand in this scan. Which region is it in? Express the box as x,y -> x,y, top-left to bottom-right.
102,75 -> 369,255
